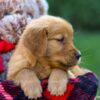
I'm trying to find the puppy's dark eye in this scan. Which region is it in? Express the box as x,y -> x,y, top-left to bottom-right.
56,37 -> 64,42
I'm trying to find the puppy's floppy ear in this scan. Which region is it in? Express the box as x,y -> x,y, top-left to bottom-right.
23,26 -> 48,57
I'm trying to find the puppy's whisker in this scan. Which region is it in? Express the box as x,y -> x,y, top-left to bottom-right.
80,58 -> 93,67
82,55 -> 92,58
80,49 -> 91,56
80,48 -> 89,53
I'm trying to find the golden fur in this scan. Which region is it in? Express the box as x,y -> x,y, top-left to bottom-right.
7,15 -> 80,99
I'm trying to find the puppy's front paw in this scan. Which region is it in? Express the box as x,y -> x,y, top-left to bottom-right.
48,79 -> 67,96
21,80 -> 42,99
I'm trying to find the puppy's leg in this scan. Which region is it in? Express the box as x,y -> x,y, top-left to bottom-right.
14,69 -> 42,99
48,69 -> 68,96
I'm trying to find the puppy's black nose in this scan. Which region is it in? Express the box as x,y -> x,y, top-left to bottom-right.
75,52 -> 81,60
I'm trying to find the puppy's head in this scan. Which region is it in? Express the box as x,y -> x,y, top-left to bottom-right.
22,15 -> 81,70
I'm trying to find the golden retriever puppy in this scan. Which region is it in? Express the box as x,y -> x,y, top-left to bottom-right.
7,15 -> 81,99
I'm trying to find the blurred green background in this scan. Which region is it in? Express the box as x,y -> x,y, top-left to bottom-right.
47,0 -> 100,98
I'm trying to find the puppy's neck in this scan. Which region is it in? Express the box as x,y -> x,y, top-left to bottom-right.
33,59 -> 51,79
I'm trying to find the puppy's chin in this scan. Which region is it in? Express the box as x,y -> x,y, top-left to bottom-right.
60,58 -> 81,69
50,60 -> 79,70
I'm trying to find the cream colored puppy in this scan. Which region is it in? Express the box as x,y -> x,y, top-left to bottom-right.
7,15 -> 82,99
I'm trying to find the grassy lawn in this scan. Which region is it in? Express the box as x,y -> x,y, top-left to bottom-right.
74,31 -> 100,98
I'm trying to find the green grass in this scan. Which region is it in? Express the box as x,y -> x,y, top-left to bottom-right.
74,31 -> 100,98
